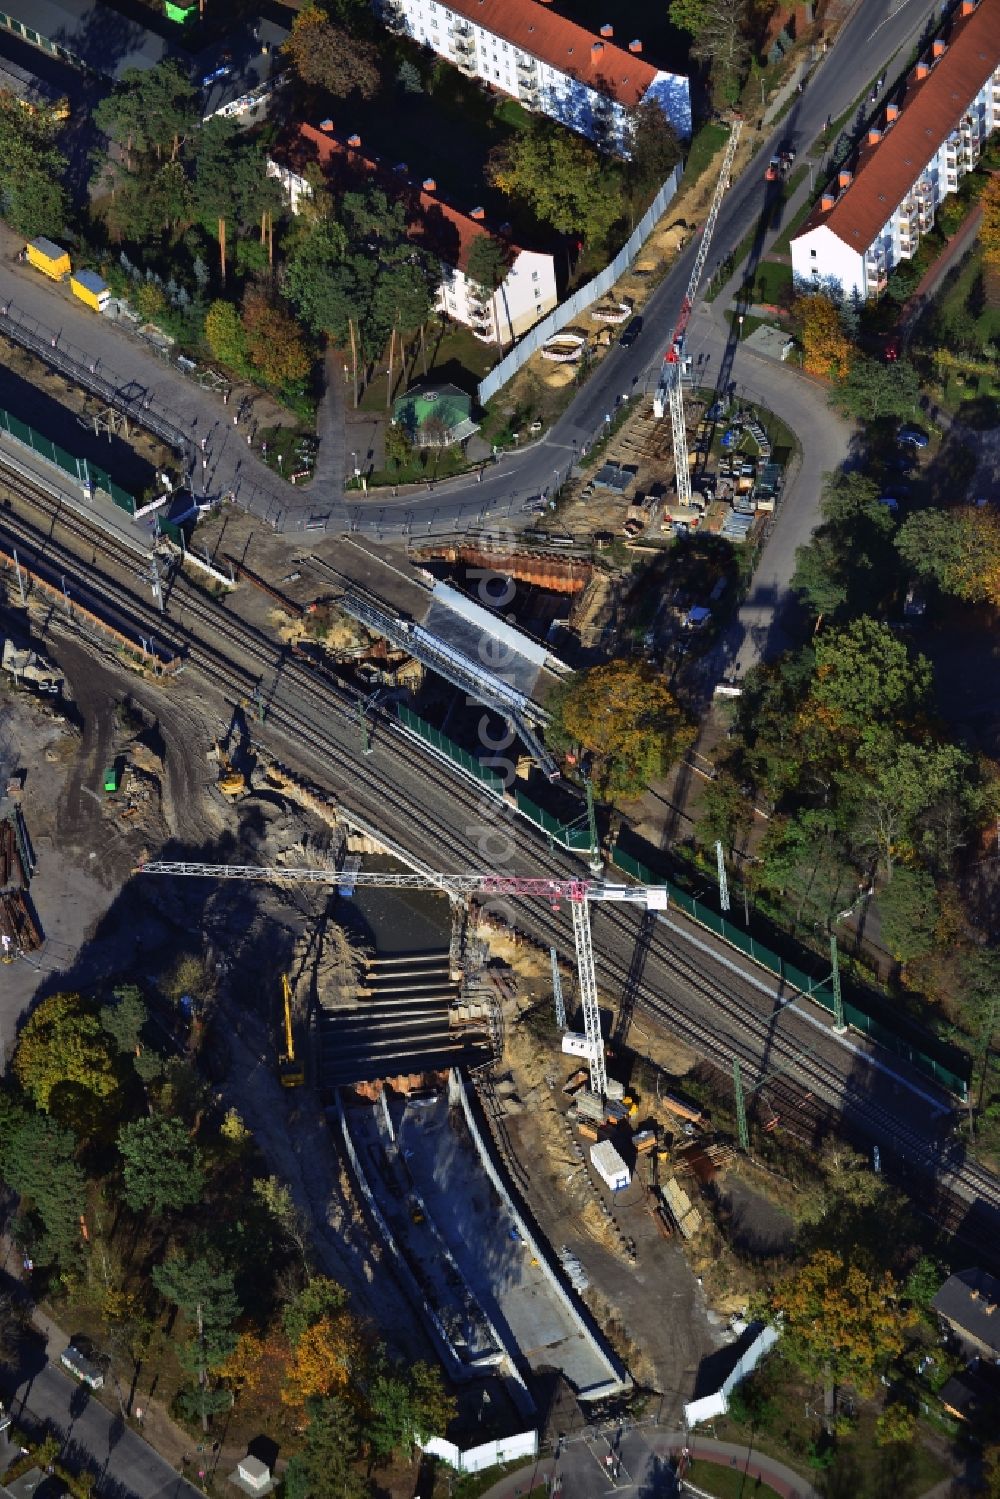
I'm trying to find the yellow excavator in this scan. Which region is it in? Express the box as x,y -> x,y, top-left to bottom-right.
278,974 -> 304,1087
214,739 -> 246,798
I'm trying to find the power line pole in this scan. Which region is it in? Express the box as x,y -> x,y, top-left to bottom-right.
716,840 -> 730,912
733,1058 -> 749,1153
830,935 -> 846,1033
550,945 -> 566,1031
585,777 -> 602,876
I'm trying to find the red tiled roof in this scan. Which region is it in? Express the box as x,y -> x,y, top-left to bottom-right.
282,123 -> 519,272
798,0 -> 1000,251
444,0 -> 659,106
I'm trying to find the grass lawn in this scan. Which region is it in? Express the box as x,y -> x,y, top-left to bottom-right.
749,259 -> 792,305
684,1460 -> 781,1499
357,320 -> 498,416
769,193 -> 815,257
685,121 -> 731,185
935,245 -> 1000,343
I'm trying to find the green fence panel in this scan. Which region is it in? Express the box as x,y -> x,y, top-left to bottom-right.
397,706 -> 506,795
515,789 -> 592,851
109,479 -> 136,515
157,516 -> 185,546
7,413 -> 30,446
53,443 -> 78,479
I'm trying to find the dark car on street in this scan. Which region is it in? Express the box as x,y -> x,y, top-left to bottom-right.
619,316 -> 642,348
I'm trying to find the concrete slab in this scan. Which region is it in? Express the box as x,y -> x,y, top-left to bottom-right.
397,1091 -> 618,1397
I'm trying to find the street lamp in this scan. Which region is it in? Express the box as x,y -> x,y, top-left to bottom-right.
737,314 -> 745,340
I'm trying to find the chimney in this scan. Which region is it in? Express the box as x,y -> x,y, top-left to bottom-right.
319,118 -> 334,132
933,39 -> 946,58
886,102 -> 899,121
628,38 -> 642,53
600,23 -> 613,37
962,0 -> 975,13
347,132 -> 361,148
838,169 -> 852,187
868,128 -> 882,145
591,41 -> 604,61
470,206 -> 486,220
423,177 -> 436,192
821,193 -> 836,211
915,61 -> 929,79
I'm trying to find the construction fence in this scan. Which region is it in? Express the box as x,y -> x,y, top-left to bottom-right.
610,847 -> 970,1099
477,161 -> 683,406
0,402 -> 138,515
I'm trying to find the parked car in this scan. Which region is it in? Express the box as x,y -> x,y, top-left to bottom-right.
878,495 -> 900,513
898,424 -> 929,448
619,316 -> 643,348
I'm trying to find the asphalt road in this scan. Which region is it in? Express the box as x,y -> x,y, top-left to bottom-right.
0,1329 -> 201,1499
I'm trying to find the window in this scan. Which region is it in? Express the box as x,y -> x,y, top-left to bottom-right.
809,249 -> 817,259
494,67 -> 500,77
531,269 -> 539,280
502,41 -> 508,50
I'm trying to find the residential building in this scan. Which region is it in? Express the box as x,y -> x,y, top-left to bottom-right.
376,0 -> 690,151
0,1 -> 288,118
267,122 -> 559,344
791,0 -> 1000,302
932,1267 -> 1000,1362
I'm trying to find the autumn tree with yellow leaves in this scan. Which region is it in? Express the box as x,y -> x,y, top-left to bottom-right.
897,504 -> 1000,606
799,293 -> 852,381
547,659 -> 694,797
771,1250 -> 913,1412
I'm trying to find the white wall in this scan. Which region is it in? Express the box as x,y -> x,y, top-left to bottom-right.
420,1430 -> 539,1474
790,221 -> 865,300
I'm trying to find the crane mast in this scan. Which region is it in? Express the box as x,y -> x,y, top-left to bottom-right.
137,860 -> 667,1097
654,119 -> 743,509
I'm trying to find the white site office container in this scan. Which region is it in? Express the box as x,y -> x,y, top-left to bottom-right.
590,1140 -> 630,1192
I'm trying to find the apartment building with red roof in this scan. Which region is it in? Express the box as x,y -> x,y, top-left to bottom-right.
377,0 -> 690,151
791,0 -> 1000,302
267,122 -> 558,343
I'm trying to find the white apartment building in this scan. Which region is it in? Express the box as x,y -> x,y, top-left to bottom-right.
378,0 -> 690,151
791,0 -> 1000,303
268,123 -> 558,343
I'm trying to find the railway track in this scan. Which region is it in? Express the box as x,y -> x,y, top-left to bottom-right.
4,477 -> 1000,1258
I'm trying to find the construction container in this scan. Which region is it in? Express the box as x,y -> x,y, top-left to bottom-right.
70,269 -> 110,312
661,1092 -> 704,1126
577,1122 -> 599,1142
591,1140 -> 630,1192
26,237 -> 70,280
563,1068 -> 589,1096
562,1032 -> 592,1058
633,1130 -> 656,1154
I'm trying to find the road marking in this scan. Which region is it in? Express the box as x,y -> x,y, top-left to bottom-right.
866,0 -> 926,44
80,785 -> 103,807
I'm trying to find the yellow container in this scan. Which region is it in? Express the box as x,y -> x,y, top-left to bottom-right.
70,270 -> 110,312
26,237 -> 71,280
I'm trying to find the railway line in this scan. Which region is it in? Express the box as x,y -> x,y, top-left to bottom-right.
3,475 -> 1000,1260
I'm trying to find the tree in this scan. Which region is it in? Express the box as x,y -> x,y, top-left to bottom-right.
99,986 -> 148,1055
465,235 -> 512,299
834,354 -> 920,421
283,3 -> 380,98
771,1250 -> 911,1408
897,506 -> 1000,606
118,1115 -> 206,1215
488,121 -> 620,243
2,1108 -> 86,1266
282,1276 -> 350,1348
13,992 -> 119,1115
626,100 -> 681,194
547,660 -> 694,796
284,1396 -> 367,1499
904,1255 -> 944,1311
800,294 -> 852,380
253,1176 -> 311,1266
0,98 -> 68,237
284,220 -> 352,338
152,1253 -> 241,1429
188,118 -> 276,285
669,0 -> 750,100
94,60 -> 198,168
980,173 -> 1000,274
810,619 -> 931,744
281,1313 -> 366,1409
241,291 -> 312,389
874,1404 -> 916,1446
161,951 -> 218,1012
876,867 -> 940,963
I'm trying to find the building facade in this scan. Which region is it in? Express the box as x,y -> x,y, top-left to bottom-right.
268,123 -> 558,344
377,0 -> 690,151
791,0 -> 1000,302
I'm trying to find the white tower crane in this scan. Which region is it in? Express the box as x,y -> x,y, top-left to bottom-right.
136,861 -> 668,1099
653,119 -> 743,509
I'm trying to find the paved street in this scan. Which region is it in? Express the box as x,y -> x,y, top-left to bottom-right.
474,1426 -> 821,1499
0,1335 -> 201,1499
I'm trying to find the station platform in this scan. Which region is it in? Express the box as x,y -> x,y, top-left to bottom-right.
0,429 -> 154,557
